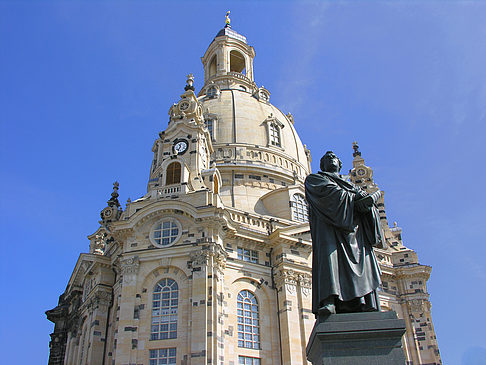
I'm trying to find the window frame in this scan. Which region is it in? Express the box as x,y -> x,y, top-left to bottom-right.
165,161 -> 182,185
204,113 -> 218,141
269,122 -> 281,147
237,247 -> 258,264
291,193 -> 309,222
150,218 -> 182,248
149,347 -> 177,365
237,290 -> 260,350
150,279 -> 179,341
238,356 -> 261,365
205,118 -> 215,140
263,116 -> 285,149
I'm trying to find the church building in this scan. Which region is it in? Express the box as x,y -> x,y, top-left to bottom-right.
46,20 -> 441,365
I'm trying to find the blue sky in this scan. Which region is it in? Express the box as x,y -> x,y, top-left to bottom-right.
1,1 -> 485,364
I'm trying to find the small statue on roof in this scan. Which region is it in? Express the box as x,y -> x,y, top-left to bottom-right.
225,11 -> 231,28
107,181 -> 120,207
184,73 -> 195,91
352,141 -> 361,157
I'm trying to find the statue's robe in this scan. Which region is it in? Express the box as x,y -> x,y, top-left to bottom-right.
304,171 -> 385,315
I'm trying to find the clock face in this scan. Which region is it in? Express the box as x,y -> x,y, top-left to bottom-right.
179,101 -> 190,111
357,168 -> 366,177
173,140 -> 188,154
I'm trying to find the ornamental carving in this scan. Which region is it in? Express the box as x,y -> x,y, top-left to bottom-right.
92,232 -> 107,255
298,273 -> 312,296
84,290 -> 113,313
274,268 -> 298,294
93,290 -> 112,309
190,243 -> 227,271
407,299 -> 426,314
120,256 -> 140,275
121,256 -> 140,284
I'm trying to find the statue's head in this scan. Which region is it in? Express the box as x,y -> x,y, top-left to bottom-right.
320,151 -> 342,173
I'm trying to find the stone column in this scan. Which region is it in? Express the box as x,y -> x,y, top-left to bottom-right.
297,273 -> 314,364
274,267 -> 307,364
189,243 -> 227,365
85,290 -> 112,364
114,256 -> 140,364
189,248 -> 209,364
208,244 -> 227,365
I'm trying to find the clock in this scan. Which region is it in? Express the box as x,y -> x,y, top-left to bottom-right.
173,139 -> 188,155
357,168 -> 366,177
179,101 -> 190,112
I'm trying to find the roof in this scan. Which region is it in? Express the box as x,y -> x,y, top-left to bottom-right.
214,26 -> 247,43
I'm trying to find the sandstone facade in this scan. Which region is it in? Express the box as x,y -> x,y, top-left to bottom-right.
47,23 -> 441,365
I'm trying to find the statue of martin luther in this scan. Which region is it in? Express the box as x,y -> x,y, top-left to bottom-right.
305,151 -> 386,320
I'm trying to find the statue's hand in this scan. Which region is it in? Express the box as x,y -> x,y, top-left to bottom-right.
355,195 -> 374,212
356,190 -> 368,199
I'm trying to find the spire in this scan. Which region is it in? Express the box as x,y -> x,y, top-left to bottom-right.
352,141 -> 365,168
107,181 -> 121,207
352,141 -> 361,157
225,11 -> 231,28
100,182 -> 122,223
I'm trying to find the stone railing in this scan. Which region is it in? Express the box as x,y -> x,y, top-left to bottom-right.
212,144 -> 307,181
226,71 -> 251,83
229,211 -> 271,233
157,185 -> 181,197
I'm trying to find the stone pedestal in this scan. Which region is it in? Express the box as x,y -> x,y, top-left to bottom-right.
306,311 -> 406,365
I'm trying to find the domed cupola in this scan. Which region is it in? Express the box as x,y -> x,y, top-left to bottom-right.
194,14 -> 312,215
199,12 -> 256,94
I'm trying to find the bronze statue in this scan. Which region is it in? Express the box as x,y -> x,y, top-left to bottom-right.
305,151 -> 385,320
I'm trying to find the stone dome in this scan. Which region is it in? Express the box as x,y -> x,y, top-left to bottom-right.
200,88 -> 310,180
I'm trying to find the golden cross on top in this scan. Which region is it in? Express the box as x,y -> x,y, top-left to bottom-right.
225,11 -> 231,27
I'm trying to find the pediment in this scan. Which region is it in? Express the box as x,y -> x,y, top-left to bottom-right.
66,253 -> 110,294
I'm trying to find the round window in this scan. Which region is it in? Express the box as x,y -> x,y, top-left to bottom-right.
151,218 -> 182,247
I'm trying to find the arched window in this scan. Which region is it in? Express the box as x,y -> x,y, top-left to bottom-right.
291,194 -> 308,222
269,122 -> 281,147
230,50 -> 246,74
213,174 -> 219,194
166,162 -> 181,185
209,55 -> 217,78
237,290 -> 260,349
207,87 -> 217,98
151,279 -> 179,340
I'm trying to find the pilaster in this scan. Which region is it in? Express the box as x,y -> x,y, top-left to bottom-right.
114,255 -> 140,364
189,243 -> 227,365
84,290 -> 113,364
274,267 -> 307,364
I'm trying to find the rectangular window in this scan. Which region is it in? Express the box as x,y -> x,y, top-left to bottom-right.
205,119 -> 214,139
239,356 -> 261,365
237,247 -> 258,263
269,122 -> 281,147
149,348 -> 176,365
